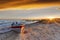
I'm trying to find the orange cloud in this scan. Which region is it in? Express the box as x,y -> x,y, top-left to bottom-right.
0,0 -> 60,9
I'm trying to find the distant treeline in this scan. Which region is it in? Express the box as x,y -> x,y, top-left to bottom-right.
34,19 -> 60,24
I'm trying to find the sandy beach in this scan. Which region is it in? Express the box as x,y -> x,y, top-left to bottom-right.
0,22 -> 60,40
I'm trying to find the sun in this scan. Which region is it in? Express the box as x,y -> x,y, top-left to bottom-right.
46,16 -> 55,20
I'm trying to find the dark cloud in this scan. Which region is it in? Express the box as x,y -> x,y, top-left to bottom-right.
37,0 -> 60,2
0,0 -> 60,9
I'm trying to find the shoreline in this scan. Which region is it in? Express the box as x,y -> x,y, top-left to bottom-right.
0,23 -> 60,40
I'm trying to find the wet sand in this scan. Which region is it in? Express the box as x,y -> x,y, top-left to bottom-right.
0,23 -> 60,40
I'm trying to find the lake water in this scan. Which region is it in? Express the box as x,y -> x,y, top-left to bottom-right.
0,20 -> 37,33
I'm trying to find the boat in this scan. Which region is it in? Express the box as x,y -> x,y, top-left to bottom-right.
0,20 -> 37,33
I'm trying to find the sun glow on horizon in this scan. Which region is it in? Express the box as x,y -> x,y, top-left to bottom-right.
46,16 -> 56,20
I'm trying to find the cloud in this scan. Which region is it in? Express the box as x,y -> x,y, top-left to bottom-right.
0,7 -> 60,19
0,0 -> 60,9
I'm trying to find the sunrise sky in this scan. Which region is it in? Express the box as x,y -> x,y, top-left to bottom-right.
0,0 -> 60,19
